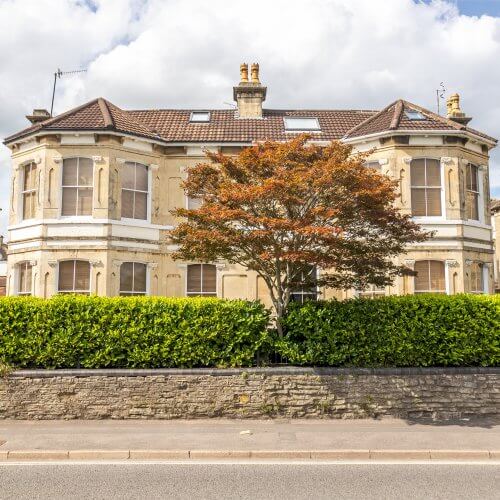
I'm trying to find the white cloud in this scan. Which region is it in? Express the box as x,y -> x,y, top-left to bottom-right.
1,0 -> 500,236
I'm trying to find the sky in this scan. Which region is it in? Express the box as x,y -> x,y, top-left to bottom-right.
1,0 -> 500,236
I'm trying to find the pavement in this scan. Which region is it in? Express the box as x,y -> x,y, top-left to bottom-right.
0,418 -> 499,461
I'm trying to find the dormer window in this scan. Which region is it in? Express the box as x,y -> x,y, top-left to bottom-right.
190,111 -> 210,123
284,117 -> 321,131
405,110 -> 425,120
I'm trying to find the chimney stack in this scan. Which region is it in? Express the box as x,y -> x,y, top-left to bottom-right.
233,62 -> 266,119
446,93 -> 471,125
26,109 -> 51,125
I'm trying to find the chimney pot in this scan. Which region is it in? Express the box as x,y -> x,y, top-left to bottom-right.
446,93 -> 472,125
240,63 -> 249,83
251,63 -> 260,83
26,109 -> 51,125
233,62 -> 266,119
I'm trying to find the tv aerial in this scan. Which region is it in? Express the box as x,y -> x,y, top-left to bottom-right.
436,82 -> 446,115
50,68 -> 87,116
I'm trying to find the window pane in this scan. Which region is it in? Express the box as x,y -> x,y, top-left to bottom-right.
77,188 -> 93,215
78,158 -> 93,186
23,192 -> 35,220
133,263 -> 147,293
426,160 -> 441,186
410,159 -> 426,185
58,261 -> 75,291
284,117 -> 320,130
411,188 -> 426,216
364,161 -> 381,172
62,187 -> 77,216
19,263 -> 32,294
75,261 -> 90,291
426,188 -> 442,216
122,163 -> 135,190
202,264 -> 217,294
467,192 -> 479,220
62,158 -> 78,186
135,164 -> 148,191
120,262 -> 134,292
467,164 -> 478,191
414,261 -> 430,292
24,164 -> 36,190
187,264 -> 201,294
429,260 -> 445,291
121,190 -> 134,218
188,197 -> 202,210
134,192 -> 148,220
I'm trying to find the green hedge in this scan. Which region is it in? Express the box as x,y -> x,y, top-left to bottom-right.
0,296 -> 270,368
275,294 -> 500,367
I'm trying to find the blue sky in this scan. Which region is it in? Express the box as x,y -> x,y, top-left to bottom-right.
451,0 -> 500,16
421,0 -> 500,16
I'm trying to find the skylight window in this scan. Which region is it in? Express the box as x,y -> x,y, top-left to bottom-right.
190,111 -> 210,123
284,117 -> 321,131
405,110 -> 426,120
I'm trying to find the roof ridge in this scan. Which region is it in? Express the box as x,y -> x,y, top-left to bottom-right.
41,98 -> 101,128
400,99 -> 465,131
389,100 -> 404,130
343,99 -> 399,138
97,98 -> 114,128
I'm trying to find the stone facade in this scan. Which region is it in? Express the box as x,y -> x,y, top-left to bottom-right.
3,66 -> 497,299
1,368 -> 498,421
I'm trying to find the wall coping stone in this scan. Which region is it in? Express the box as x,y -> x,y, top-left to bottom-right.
8,367 -> 500,378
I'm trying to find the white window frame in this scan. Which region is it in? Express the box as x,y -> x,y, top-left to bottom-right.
56,259 -> 92,294
120,161 -> 152,223
410,157 -> 446,221
405,110 -> 426,120
60,157 -> 95,218
186,263 -> 218,297
290,266 -> 319,304
21,162 -> 37,221
189,111 -> 211,123
356,284 -> 386,299
16,261 -> 33,296
465,163 -> 484,224
283,117 -> 321,132
414,260 -> 447,295
119,261 -> 150,296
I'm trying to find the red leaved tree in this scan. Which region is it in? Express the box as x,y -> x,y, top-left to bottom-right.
171,135 -> 427,334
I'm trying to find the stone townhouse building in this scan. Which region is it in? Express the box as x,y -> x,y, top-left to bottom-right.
2,64 -> 497,302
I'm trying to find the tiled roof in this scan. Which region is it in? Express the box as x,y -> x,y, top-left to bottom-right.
4,97 -> 497,145
491,199 -> 500,214
127,108 -> 376,143
344,99 -> 496,142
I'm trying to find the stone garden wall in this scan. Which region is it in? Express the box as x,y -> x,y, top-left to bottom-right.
1,367 -> 498,420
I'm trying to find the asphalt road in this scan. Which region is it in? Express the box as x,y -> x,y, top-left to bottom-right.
1,462 -> 499,500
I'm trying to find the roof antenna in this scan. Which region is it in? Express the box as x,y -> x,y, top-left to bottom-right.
223,101 -> 237,109
50,68 -> 87,116
436,82 -> 446,115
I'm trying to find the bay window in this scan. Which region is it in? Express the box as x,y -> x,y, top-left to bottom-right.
121,161 -> 148,220
466,163 -> 480,221
410,158 -> 442,217
469,262 -> 484,293
187,264 -> 217,296
22,162 -> 37,220
414,260 -> 446,294
17,261 -> 33,295
58,260 -> 91,294
120,262 -> 147,296
61,158 -> 93,216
